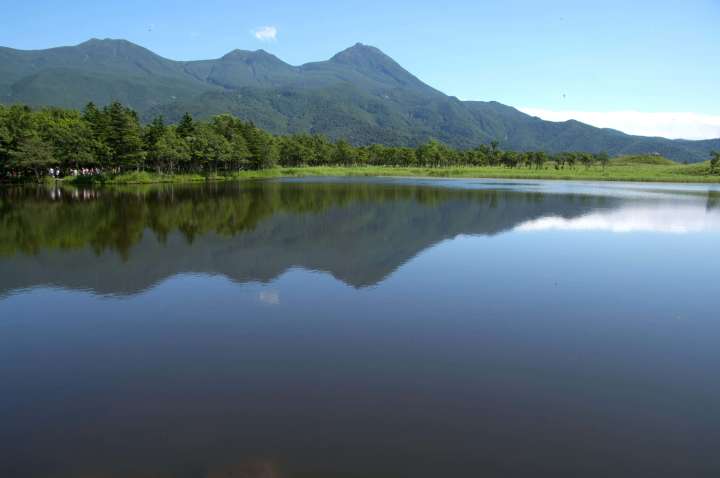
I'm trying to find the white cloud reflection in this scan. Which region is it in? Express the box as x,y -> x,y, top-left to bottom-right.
516,206 -> 720,234
259,290 -> 280,305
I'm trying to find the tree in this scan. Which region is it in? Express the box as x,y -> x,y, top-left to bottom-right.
210,114 -> 242,141
245,126 -> 278,170
520,152 -> 533,169
144,116 -> 167,172
471,144 -> 491,166
230,134 -> 251,171
0,107 -> 10,175
596,152 -> 610,170
532,151 -> 548,169
333,139 -> 357,166
279,136 -> 309,167
3,105 -> 34,150
155,129 -> 190,175
36,109 -> 96,172
579,152 -> 595,169
203,127 -> 233,175
417,140 -> 449,167
566,153 -> 578,169
82,102 -> 102,130
105,102 -> 145,171
81,102 -> 112,165
9,134 -> 58,181
500,151 -> 519,168
488,140 -> 501,166
144,116 -> 166,147
395,147 -> 416,167
554,152 -> 571,170
710,151 -> 720,174
176,112 -> 195,139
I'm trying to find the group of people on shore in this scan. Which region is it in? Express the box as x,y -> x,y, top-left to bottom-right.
48,167 -> 103,178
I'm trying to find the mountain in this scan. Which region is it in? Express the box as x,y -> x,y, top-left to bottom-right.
1,39 -> 718,162
0,39 -> 219,112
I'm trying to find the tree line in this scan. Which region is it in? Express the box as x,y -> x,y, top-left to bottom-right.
1,101 -> 710,181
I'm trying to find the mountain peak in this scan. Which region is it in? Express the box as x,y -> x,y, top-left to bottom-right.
221,48 -> 286,64
75,38 -> 162,59
349,42 -> 374,50
330,43 -> 389,64
221,48 -> 251,59
325,42 -> 434,94
79,38 -> 137,48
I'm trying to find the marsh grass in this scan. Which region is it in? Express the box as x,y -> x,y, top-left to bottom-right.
61,156 -> 720,185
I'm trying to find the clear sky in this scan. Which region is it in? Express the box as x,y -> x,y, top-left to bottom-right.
2,0 -> 719,138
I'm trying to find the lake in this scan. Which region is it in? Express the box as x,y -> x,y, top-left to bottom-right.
1,177 -> 720,477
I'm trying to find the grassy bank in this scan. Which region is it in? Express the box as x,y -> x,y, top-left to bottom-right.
54,156 -> 719,185
66,170 -> 286,185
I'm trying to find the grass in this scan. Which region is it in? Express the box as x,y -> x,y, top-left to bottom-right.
57,156 -> 720,185
66,170 -> 285,185
608,155 -> 677,166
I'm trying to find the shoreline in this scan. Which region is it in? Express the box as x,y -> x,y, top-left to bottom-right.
3,165 -> 720,186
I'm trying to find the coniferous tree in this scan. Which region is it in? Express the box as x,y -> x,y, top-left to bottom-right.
245,126 -> 278,170
143,116 -> 167,172
176,112 -> 195,139
105,102 -> 145,171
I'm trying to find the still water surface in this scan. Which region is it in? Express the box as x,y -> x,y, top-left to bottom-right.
1,178 -> 720,477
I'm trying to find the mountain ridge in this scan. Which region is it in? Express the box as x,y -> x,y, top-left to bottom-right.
1,38 -> 717,162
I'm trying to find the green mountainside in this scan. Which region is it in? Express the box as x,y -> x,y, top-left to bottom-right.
1,39 -> 717,162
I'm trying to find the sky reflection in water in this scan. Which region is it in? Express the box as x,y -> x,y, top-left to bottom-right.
1,178 -> 719,478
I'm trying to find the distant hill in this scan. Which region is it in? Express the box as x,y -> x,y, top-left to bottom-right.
1,39 -> 718,162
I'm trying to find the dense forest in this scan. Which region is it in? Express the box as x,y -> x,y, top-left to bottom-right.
0,102 -> 634,181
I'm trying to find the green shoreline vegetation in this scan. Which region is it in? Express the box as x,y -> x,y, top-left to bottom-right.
2,102 -> 719,185
65,162 -> 720,185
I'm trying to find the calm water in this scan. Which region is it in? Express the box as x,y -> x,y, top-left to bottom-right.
1,177 -> 720,478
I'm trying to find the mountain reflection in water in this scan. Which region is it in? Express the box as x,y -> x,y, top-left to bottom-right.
3,178 -> 717,297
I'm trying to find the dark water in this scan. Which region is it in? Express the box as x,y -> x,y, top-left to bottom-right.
1,178 -> 720,478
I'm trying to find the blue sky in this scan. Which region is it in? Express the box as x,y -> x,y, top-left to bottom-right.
3,0 -> 719,138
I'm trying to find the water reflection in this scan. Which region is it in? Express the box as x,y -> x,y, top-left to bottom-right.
1,179 -> 719,297
516,204 -> 720,233
2,178 -> 720,478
